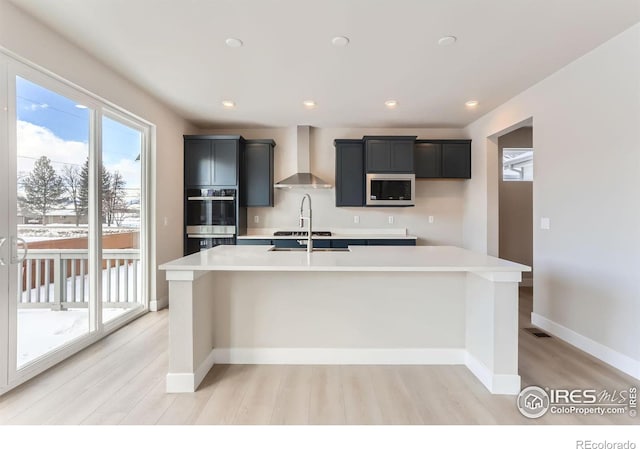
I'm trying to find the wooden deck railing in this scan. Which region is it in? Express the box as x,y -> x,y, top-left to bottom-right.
18,249 -> 141,311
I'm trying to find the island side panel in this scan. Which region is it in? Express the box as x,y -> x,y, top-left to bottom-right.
465,271 -> 521,394
207,271 -> 467,362
166,270 -> 217,393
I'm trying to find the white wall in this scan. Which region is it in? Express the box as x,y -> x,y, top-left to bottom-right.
464,24 -> 640,375
200,127 -> 468,245
498,127 -> 533,284
0,0 -> 193,308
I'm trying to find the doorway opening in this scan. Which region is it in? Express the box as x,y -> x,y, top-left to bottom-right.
497,126 -> 533,286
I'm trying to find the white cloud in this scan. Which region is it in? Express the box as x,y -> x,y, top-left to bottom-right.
106,158 -> 141,189
17,120 -> 88,174
16,121 -> 141,190
25,103 -> 49,111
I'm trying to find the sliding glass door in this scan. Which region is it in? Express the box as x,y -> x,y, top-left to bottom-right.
12,75 -> 93,369
100,114 -> 145,324
0,53 -> 150,393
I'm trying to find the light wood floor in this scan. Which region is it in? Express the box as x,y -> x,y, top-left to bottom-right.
0,288 -> 637,425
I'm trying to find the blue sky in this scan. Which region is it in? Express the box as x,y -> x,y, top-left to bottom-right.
16,76 -> 141,187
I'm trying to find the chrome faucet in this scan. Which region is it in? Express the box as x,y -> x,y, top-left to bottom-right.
299,193 -> 312,253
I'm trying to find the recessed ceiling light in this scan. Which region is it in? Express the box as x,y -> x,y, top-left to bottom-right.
225,38 -> 243,48
303,100 -> 317,108
438,36 -> 457,46
222,100 -> 236,108
384,99 -> 398,108
331,36 -> 350,47
75,104 -> 87,109
465,100 -> 479,107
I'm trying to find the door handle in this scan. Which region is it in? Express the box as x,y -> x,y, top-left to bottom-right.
0,237 -> 6,266
11,237 -> 28,264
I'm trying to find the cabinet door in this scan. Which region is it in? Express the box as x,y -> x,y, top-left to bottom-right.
213,140 -> 238,186
367,239 -> 416,246
442,143 -> 471,178
243,142 -> 273,207
274,239 -> 330,249
415,142 -> 442,178
365,141 -> 392,172
185,140 -> 212,186
390,141 -> 414,172
237,239 -> 273,245
331,239 -> 366,248
335,142 -> 364,207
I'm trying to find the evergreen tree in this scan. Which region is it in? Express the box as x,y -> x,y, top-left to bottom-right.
78,158 -> 89,217
78,158 -> 126,226
22,156 -> 65,224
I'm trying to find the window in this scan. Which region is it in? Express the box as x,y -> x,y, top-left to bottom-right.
1,50 -> 153,392
502,148 -> 533,181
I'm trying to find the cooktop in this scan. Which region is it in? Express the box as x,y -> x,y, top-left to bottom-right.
273,231 -> 332,237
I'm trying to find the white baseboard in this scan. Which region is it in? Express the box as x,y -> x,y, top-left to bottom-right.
532,312 -> 640,380
166,348 -> 216,393
166,373 -> 195,393
149,295 -> 168,312
211,347 -> 466,365
465,353 -> 521,395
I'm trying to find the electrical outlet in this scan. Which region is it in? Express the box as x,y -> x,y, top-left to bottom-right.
540,217 -> 550,230
428,215 -> 434,224
254,215 -> 260,224
353,215 -> 360,224
388,216 -> 394,225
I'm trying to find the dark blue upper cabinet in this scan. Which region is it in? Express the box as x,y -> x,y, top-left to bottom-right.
184,139 -> 212,186
213,140 -> 238,186
415,142 -> 442,178
241,140 -> 275,207
415,140 -> 471,179
184,136 -> 243,187
442,142 -> 471,178
364,136 -> 416,173
335,139 -> 365,207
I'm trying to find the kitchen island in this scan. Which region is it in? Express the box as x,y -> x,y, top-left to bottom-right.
159,245 -> 530,395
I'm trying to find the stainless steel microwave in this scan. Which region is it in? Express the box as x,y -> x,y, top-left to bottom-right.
366,173 -> 415,206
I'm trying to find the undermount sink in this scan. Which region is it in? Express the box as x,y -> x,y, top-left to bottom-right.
268,247 -> 351,252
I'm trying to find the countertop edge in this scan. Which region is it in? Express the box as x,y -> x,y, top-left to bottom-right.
237,235 -> 418,240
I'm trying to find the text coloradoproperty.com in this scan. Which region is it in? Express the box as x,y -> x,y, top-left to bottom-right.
551,405 -> 628,415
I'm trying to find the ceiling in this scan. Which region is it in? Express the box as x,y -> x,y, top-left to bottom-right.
9,0 -> 640,129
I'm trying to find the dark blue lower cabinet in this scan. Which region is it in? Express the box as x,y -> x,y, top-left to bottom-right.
237,239 -> 273,245
331,239 -> 367,248
274,239 -> 331,249
367,239 -> 416,246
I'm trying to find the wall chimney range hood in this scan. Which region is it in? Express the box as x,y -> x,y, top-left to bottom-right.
274,126 -> 332,189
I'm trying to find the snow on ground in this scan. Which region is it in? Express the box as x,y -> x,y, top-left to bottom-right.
17,263 -> 142,368
17,307 -> 132,368
18,224 -> 139,242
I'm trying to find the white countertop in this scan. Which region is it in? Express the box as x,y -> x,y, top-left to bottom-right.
238,228 -> 417,240
160,245 -> 531,273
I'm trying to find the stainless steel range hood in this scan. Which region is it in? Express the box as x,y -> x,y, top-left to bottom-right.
274,126 -> 332,189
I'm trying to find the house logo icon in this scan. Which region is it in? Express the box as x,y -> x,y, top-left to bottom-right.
517,386 -> 550,418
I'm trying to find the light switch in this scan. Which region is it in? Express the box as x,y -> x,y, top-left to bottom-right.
254,215 -> 260,224
163,217 -> 168,227
428,215 -> 434,224
388,216 -> 394,225
353,215 -> 360,224
540,217 -> 550,230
